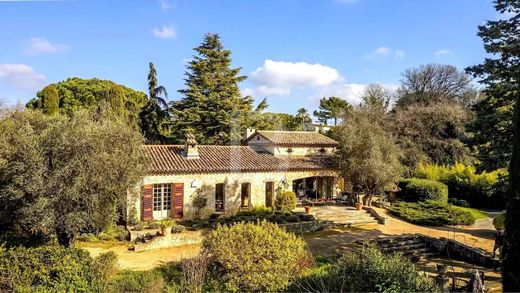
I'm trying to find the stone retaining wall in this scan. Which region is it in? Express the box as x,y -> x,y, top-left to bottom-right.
133,231 -> 204,252
362,206 -> 388,225
279,220 -> 334,234
417,234 -> 499,269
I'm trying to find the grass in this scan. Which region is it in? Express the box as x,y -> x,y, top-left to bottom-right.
455,207 -> 489,220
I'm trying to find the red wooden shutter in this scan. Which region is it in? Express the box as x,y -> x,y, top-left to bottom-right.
172,183 -> 184,219
142,184 -> 153,221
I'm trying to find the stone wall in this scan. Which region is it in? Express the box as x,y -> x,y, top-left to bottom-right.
279,220 -> 334,234
417,234 -> 500,269
133,169 -> 341,220
133,230 -> 204,252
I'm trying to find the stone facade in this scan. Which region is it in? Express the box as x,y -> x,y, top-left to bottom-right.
133,169 -> 341,220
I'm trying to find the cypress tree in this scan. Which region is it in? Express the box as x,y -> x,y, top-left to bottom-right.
171,33 -> 252,145
41,84 -> 59,115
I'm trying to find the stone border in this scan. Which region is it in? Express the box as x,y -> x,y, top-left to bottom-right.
417,233 -> 499,269
362,206 -> 388,225
279,220 -> 334,233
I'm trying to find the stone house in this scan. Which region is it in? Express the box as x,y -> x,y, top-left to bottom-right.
133,130 -> 343,221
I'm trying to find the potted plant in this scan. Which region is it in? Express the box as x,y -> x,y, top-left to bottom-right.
160,219 -> 175,236
355,193 -> 364,210
304,205 -> 313,214
355,202 -> 363,210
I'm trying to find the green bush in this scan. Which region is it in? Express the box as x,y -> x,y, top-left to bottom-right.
416,162 -> 508,208
0,246 -> 105,292
388,200 -> 475,226
171,225 -> 186,233
107,270 -> 166,293
493,211 -> 506,230
448,198 -> 471,207
202,220 -> 310,292
275,190 -> 297,212
399,178 -> 448,203
98,225 -> 128,241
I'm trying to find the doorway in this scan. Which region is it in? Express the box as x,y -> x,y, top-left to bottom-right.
241,183 -> 251,208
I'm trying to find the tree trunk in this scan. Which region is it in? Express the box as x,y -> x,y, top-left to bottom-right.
503,97 -> 520,291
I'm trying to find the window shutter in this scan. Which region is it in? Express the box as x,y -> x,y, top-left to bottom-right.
142,184 -> 153,221
172,183 -> 184,219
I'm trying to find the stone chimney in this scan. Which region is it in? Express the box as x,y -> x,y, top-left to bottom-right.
244,128 -> 256,140
184,133 -> 199,159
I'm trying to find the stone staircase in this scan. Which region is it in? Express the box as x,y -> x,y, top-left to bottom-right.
315,207 -> 379,227
375,234 -> 439,260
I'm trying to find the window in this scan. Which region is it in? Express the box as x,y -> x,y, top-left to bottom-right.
287,148 -> 293,153
153,184 -> 172,211
319,148 -> 326,154
241,183 -> 251,208
215,183 -> 225,212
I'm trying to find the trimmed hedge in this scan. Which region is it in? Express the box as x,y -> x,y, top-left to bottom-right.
388,200 -> 476,226
398,178 -> 448,203
275,190 -> 297,212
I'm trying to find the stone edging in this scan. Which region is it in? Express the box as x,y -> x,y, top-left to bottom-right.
362,206 -> 388,225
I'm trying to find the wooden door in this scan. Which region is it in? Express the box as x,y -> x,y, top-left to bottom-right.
265,182 -> 274,208
172,183 -> 184,219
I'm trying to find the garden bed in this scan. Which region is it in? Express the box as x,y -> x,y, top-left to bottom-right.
387,200 -> 476,226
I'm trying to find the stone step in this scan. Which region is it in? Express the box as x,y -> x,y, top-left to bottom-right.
379,239 -> 424,248
376,236 -> 419,244
380,242 -> 427,252
344,219 -> 379,226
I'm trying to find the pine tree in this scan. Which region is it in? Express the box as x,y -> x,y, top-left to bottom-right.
139,62 -> 169,143
41,84 -> 59,115
313,97 -> 352,125
171,33 -> 252,145
466,0 -> 519,290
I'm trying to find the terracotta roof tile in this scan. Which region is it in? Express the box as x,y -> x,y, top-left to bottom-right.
246,131 -> 339,147
144,145 -> 338,174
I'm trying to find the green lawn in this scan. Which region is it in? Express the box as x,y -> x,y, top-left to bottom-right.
455,207 -> 489,220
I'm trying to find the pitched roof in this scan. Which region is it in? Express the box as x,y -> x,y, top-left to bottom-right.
144,145 -> 338,174
245,131 -> 339,147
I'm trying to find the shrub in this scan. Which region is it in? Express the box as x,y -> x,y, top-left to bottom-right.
98,225 -> 128,241
415,162 -> 508,208
275,190 -> 297,212
147,222 -> 161,229
107,270 -> 165,293
448,198 -> 471,207
202,220 -> 310,292
0,246 -> 104,292
399,178 -> 448,203
286,214 -> 300,223
132,222 -> 145,231
171,225 -> 186,233
388,200 -> 475,226
493,211 -> 506,230
160,219 -> 175,228
192,189 -> 208,218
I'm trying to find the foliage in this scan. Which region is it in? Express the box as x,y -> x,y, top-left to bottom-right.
180,253 -> 208,292
26,77 -> 147,128
493,211 -> 506,230
275,190 -> 297,212
170,33 -> 253,145
457,207 -> 489,221
98,225 -> 128,242
191,188 -> 208,218
415,162 -> 508,208
388,200 -> 476,226
334,106 -> 402,205
448,198 -> 470,207
361,83 -> 393,113
313,96 -> 352,125
41,84 -> 59,115
0,109 -> 148,247
291,246 -> 437,292
107,269 -> 167,293
202,220 -> 310,292
0,245 -> 108,292
398,178 -> 448,203
160,219 -> 175,228
395,64 -> 477,108
467,2 -> 519,288
391,102 -> 472,168
139,62 -> 170,144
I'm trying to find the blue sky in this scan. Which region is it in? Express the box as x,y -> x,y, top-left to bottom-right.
0,0 -> 498,114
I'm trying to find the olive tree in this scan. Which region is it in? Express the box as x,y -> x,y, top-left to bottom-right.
334,106 -> 402,205
0,109 -> 148,247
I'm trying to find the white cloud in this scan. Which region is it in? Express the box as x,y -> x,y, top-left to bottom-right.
158,0 -> 171,10
24,37 -> 69,56
365,46 -> 405,61
152,25 -> 176,39
248,59 -> 342,96
394,50 -> 405,60
434,49 -> 454,58
0,64 -> 46,90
